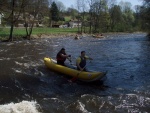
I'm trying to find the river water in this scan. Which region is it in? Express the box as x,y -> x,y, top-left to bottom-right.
0,33 -> 150,113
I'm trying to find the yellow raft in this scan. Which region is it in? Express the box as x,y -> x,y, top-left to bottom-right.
44,57 -> 106,82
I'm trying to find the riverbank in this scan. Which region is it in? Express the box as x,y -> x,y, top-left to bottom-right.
1,27 -> 148,42
30,33 -> 83,39
1,27 -> 148,40
0,33 -> 92,42
0,33 -> 75,42
0,31 -> 148,42
0,27 -> 79,41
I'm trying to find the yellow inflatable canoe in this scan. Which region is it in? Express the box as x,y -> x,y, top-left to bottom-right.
44,57 -> 106,82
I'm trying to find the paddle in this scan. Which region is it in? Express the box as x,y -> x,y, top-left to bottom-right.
69,65 -> 86,82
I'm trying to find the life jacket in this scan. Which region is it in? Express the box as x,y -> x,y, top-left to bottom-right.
79,56 -> 86,68
56,52 -> 66,61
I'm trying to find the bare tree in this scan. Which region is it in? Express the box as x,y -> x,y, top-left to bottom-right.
55,1 -> 66,12
109,5 -> 122,31
107,0 -> 117,8
76,0 -> 82,33
48,0 -> 54,27
80,0 -> 88,33
0,0 -> 22,41
140,0 -> 150,35
7,0 -> 26,41
23,0 -> 49,39
9,0 -> 15,41
87,0 -> 95,33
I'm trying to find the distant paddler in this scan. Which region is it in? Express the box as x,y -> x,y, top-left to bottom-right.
74,34 -> 80,40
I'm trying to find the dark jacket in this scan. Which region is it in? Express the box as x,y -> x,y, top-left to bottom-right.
56,51 -> 66,66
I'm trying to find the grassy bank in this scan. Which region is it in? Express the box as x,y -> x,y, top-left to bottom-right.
0,27 -> 79,40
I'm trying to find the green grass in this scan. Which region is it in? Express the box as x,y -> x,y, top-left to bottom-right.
31,27 -> 78,34
0,27 -> 79,40
0,27 -> 79,37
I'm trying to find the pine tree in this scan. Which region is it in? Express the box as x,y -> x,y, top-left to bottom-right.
51,2 -> 59,22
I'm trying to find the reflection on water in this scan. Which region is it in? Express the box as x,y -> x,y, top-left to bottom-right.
0,33 -> 150,113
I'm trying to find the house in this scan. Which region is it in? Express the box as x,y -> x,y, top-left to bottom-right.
68,19 -> 82,28
0,13 -> 4,25
14,13 -> 43,27
59,24 -> 68,28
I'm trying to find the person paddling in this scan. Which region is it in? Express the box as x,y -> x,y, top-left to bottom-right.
76,51 -> 93,71
56,48 -> 71,66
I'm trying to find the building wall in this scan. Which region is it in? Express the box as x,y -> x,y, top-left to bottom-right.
69,21 -> 81,28
0,14 -> 2,24
0,13 -> 4,25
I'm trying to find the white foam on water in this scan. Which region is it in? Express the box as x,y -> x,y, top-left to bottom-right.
0,57 -> 11,61
6,43 -> 14,46
0,100 -> 41,113
15,70 -> 22,73
12,68 -> 22,73
15,61 -> 23,66
23,63 -> 30,68
0,50 -> 4,52
76,101 -> 91,113
1,58 -> 11,60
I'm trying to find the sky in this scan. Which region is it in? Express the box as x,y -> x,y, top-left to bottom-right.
58,0 -> 143,8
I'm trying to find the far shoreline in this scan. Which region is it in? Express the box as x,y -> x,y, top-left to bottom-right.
30,32 -> 147,39
0,32 -> 148,42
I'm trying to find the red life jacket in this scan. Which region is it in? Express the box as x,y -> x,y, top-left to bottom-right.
56,52 -> 66,61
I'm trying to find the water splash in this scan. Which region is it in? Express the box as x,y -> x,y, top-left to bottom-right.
0,101 -> 41,113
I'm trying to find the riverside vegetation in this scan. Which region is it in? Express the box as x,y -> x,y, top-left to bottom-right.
0,27 -> 81,41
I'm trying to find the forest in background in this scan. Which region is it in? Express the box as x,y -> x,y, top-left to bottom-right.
0,0 -> 149,41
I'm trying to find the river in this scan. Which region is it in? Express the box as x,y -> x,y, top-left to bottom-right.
0,33 -> 150,113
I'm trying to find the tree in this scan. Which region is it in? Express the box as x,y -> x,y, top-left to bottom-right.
140,0 -> 150,36
133,5 -> 141,31
119,1 -> 135,31
23,0 -> 49,39
1,0 -> 26,41
55,1 -> 66,23
89,0 -> 109,33
0,0 -> 49,41
51,2 -> 59,22
66,7 -> 78,19
109,5 -> 122,31
55,1 -> 66,12
87,0 -> 96,34
76,0 -> 82,33
79,0 -> 88,33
